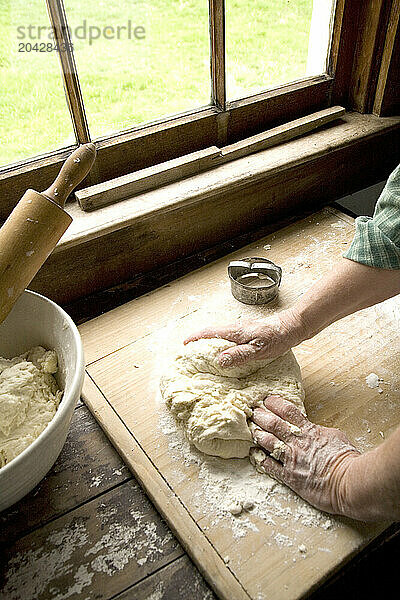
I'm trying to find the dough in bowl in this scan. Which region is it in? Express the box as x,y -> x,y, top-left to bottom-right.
160,338 -> 305,459
0,346 -> 62,468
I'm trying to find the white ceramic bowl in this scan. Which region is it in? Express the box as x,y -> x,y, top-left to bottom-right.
0,289 -> 84,512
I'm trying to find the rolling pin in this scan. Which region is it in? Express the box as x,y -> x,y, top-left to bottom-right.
0,143 -> 96,324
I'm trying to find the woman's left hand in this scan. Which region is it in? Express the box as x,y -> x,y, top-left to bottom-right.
250,395 -> 361,515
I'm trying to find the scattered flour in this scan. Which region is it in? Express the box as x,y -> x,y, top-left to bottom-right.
2,521 -> 89,599
158,405 -> 335,547
228,501 -> 243,515
2,507 -> 175,599
374,293 -> 400,328
365,372 -> 384,393
85,512 -> 173,571
55,565 -> 94,600
330,221 -> 346,229
144,582 -> 165,600
90,474 -> 104,488
274,533 -> 293,548
366,373 -> 380,388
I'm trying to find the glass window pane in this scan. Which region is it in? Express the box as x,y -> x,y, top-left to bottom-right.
0,0 -> 75,167
226,0 -> 336,101
63,0 -> 210,140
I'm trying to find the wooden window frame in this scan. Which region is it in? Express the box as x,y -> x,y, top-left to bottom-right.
45,0 -> 90,145
0,0 -> 399,220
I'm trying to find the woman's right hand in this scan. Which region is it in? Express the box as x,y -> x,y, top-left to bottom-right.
184,309 -> 306,368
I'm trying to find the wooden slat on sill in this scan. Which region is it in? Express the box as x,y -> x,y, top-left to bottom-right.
226,76 -> 332,144
0,404 -> 131,545
2,479 -> 183,600
77,107 -> 345,212
77,146 -> 222,211
220,106 -> 345,161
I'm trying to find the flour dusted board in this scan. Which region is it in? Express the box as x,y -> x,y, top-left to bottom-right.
80,208 -> 400,600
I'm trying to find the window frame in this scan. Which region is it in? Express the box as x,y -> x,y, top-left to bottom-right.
0,0 -> 398,220
45,0 -> 90,144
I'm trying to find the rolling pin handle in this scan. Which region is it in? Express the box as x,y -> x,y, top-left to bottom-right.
42,143 -> 97,207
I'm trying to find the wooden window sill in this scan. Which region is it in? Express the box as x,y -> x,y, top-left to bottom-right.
59,112 -> 399,252
26,111 -> 399,305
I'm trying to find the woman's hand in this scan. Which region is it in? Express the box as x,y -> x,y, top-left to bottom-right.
250,395 -> 361,516
184,310 -> 305,368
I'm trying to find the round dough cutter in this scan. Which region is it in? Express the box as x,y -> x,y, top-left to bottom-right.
228,257 -> 282,305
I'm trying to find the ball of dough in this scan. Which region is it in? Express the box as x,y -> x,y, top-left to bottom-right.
228,501 -> 243,515
160,338 -> 304,459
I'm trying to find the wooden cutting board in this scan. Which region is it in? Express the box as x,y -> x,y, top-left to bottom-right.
79,207 -> 400,600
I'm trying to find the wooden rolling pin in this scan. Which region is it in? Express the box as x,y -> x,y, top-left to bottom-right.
0,143 -> 96,324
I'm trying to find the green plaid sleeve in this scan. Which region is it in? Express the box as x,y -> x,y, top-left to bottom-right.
343,163 -> 400,269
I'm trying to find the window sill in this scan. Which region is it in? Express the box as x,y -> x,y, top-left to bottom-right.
29,111 -> 400,304
59,112 -> 399,252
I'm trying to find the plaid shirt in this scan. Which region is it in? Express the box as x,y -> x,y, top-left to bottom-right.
344,163 -> 400,269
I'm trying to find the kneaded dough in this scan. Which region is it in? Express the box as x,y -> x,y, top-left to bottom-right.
160,338 -> 305,459
0,346 -> 62,468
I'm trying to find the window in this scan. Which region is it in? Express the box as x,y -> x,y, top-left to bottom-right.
63,0 -> 211,140
0,0 -> 398,220
0,0 -> 75,165
225,0 -> 335,100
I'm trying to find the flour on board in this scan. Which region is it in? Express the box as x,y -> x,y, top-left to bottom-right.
158,404 -> 335,545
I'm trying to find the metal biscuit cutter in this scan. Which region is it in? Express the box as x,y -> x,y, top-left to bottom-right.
228,257 -> 282,305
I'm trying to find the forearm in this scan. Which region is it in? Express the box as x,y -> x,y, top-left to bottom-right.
337,426 -> 400,521
281,258 -> 400,344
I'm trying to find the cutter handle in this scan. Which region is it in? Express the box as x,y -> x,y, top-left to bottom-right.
42,143 -> 97,207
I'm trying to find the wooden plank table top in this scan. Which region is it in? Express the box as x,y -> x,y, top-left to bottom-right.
79,207 -> 400,599
1,206 -> 400,600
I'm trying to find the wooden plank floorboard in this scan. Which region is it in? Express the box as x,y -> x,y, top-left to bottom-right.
0,404 -> 131,545
114,555 -> 216,600
2,480 -> 183,600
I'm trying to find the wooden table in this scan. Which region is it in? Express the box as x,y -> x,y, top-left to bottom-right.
1,206 -> 400,600
0,397 -> 214,599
